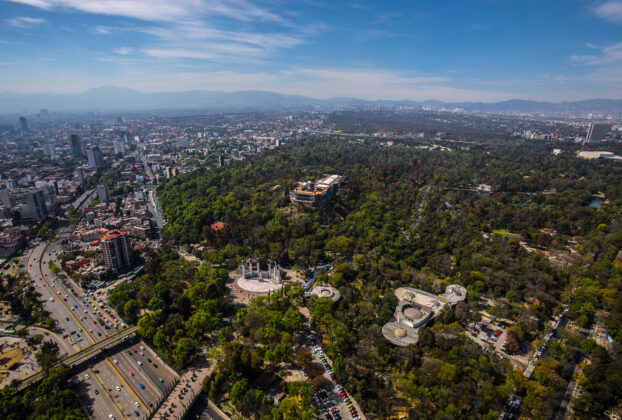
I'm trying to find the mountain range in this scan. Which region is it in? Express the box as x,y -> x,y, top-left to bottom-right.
1,86 -> 622,115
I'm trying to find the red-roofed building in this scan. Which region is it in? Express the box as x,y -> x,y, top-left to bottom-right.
210,221 -> 225,231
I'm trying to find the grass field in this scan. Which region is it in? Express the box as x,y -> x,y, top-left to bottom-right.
492,229 -> 521,238
0,347 -> 24,370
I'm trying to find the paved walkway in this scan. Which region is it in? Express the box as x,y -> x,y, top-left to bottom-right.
152,349 -> 218,420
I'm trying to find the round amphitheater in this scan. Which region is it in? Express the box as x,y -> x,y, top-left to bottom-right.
308,285 -> 341,302
237,276 -> 283,294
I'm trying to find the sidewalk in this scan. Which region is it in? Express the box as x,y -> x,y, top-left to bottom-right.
152,349 -> 216,420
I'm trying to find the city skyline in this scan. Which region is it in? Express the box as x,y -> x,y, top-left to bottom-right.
1,0 -> 622,102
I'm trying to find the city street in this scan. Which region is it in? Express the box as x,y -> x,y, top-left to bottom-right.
13,189 -> 179,419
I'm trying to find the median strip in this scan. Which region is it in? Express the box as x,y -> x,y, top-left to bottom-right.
106,355 -> 149,415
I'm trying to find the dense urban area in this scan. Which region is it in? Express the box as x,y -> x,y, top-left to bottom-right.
0,106 -> 620,420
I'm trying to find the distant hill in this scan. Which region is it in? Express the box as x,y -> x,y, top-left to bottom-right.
1,87 -> 622,115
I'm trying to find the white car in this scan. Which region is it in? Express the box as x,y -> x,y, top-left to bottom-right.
137,361 -> 143,366
49,297 -> 54,302
85,374 -> 90,379
113,359 -> 118,364
116,386 -> 121,391
135,402 -> 140,407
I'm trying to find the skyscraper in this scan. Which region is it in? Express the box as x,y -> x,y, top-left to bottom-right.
1,189 -> 47,221
113,141 -> 126,155
25,190 -> 48,222
70,134 -> 83,158
76,168 -> 86,185
101,230 -> 132,270
41,184 -> 58,213
87,146 -> 104,168
0,189 -> 13,209
43,143 -> 56,158
19,116 -> 28,132
96,184 -> 110,202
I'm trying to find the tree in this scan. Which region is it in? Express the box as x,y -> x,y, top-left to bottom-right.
580,338 -> 596,355
283,308 -> 302,333
173,337 -> 196,369
153,329 -> 167,349
230,378 -> 249,404
35,340 -> 59,371
311,376 -> 332,391
304,362 -> 324,379
295,347 -> 312,367
218,326 -> 233,346
186,310 -> 219,339
505,330 -> 521,354
437,362 -> 460,383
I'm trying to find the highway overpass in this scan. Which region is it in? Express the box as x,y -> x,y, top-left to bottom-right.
18,325 -> 138,390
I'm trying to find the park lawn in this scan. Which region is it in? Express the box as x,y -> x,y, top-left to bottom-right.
0,347 -> 24,370
492,229 -> 521,238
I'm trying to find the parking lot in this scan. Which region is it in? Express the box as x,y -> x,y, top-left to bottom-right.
74,338 -> 179,420
309,341 -> 363,420
469,320 -> 531,369
469,320 -> 507,352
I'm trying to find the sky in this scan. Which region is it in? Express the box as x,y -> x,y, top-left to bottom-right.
1,0 -> 622,102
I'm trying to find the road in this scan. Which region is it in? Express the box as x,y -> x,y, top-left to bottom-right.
140,152 -> 155,183
18,326 -> 138,390
25,237 -> 178,419
15,187 -> 179,419
27,325 -> 74,357
144,188 -> 165,229
27,240 -> 121,352
76,338 -> 178,420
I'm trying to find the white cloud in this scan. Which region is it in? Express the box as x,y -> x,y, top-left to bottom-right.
7,0 -> 283,23
141,25 -> 303,50
6,16 -> 46,27
571,41 -> 622,65
8,0 -> 305,62
114,47 -> 133,55
94,25 -> 114,34
595,0 -> 622,23
141,49 -> 217,60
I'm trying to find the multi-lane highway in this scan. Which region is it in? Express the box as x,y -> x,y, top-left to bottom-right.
76,337 -> 178,420
19,190 -> 179,419
18,326 -> 139,390
27,240 -> 122,351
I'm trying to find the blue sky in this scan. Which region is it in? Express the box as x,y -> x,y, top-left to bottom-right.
1,0 -> 622,101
